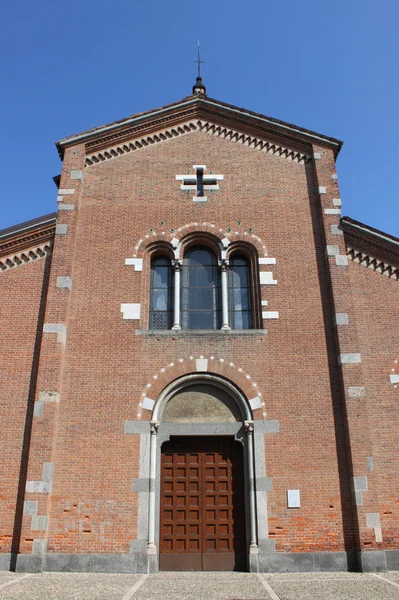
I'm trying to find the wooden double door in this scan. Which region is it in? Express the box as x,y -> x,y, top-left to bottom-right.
160,436 -> 247,571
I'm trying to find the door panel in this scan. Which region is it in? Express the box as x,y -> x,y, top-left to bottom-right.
159,436 -> 246,571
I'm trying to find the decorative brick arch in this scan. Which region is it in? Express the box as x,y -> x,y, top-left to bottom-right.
136,355 -> 265,419
132,231 -> 174,258
130,222 -> 268,258
226,232 -> 266,256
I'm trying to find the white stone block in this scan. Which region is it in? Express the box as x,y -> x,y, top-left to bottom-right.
142,397 -> 155,410
390,374 -> 399,384
39,391 -> 60,403
32,515 -> 49,531
334,313 -> 349,326
261,300 -> 268,306
249,396 -> 262,410
366,513 -> 381,528
331,225 -> 343,235
221,238 -> 230,248
70,170 -> 84,181
43,324 -> 66,344
259,258 -> 276,265
58,204 -> 75,211
313,153 -> 321,160
262,311 -> 279,319
26,481 -> 52,493
324,208 -> 341,215
287,490 -> 300,508
203,174 -> 224,181
23,501 -> 38,516
196,358 -> 208,372
58,189 -> 75,195
56,276 -> 72,290
326,245 -> 339,256
374,527 -> 383,543
332,198 -> 342,207
335,255 -> 348,266
125,258 -> 143,271
348,387 -> 366,398
259,272 -> 277,285
121,303 -> 141,320
55,224 -> 68,235
33,401 -> 44,417
57,195 -> 64,202
339,353 -> 361,365
319,186 -> 327,194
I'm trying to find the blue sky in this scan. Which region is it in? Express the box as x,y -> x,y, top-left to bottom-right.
1,0 -> 398,235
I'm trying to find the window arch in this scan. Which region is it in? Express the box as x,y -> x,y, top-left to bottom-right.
228,255 -> 253,329
149,256 -> 173,330
182,247 -> 221,330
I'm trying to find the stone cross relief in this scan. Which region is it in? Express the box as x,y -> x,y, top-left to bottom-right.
176,165 -> 223,202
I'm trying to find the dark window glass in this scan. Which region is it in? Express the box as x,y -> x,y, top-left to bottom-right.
149,256 -> 173,329
182,247 -> 220,329
228,255 -> 252,329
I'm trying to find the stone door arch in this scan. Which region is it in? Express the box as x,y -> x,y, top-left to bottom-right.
146,374 -> 260,572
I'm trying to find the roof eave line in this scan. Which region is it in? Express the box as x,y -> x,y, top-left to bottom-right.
56,99 -> 198,148
0,215 -> 57,241
342,218 -> 399,248
201,99 -> 342,148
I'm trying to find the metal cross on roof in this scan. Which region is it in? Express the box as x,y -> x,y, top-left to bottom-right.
194,40 -> 205,78
176,166 -> 224,203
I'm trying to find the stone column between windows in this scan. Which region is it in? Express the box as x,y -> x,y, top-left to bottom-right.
171,261 -> 182,330
220,260 -> 230,330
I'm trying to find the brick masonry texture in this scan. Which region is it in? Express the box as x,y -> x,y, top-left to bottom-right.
0,99 -> 398,569
0,256 -> 50,555
347,261 -> 399,549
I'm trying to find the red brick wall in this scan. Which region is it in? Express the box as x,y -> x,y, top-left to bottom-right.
33,131 -> 350,555
0,256 -> 50,555
348,259 -> 399,549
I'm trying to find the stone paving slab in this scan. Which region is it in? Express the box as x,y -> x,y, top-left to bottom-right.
0,574 -> 27,586
266,577 -> 399,600
383,572 -> 399,581
0,573 -> 140,600
144,572 -> 258,580
264,571 -> 371,580
133,574 -> 267,600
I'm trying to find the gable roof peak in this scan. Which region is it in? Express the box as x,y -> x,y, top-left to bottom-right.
56,93 -> 343,160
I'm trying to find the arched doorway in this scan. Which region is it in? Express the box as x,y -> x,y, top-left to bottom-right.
147,376 -> 258,572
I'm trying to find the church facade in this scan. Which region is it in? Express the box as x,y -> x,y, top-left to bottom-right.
1,79 -> 398,574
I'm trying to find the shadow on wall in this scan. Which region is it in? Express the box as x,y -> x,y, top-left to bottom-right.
10,252 -> 53,571
305,160 -> 360,570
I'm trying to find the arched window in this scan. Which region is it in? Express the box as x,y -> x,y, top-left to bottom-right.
182,247 -> 221,329
149,256 -> 173,330
228,255 -> 253,329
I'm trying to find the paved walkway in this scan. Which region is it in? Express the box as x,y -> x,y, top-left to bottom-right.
0,571 -> 399,599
